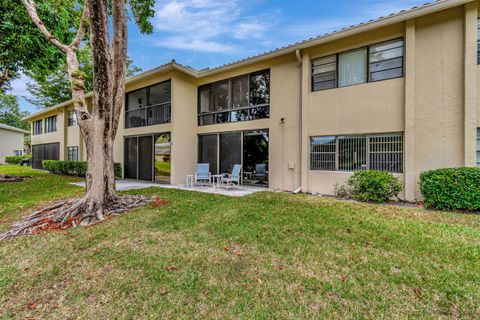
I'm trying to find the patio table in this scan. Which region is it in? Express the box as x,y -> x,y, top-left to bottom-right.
212,174 -> 224,189
186,174 -> 194,188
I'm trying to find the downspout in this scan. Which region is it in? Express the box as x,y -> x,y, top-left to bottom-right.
293,49 -> 303,194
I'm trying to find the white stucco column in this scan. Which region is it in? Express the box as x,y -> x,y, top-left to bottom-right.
404,19 -> 416,202
464,1 -> 478,167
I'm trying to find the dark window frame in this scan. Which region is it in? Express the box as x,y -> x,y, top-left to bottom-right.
311,38 -> 404,92
45,115 -> 57,133
197,69 -> 270,126
68,110 -> 78,126
477,18 -> 480,64
125,80 -> 171,129
33,120 -> 42,135
310,133 -> 404,173
67,146 -> 79,161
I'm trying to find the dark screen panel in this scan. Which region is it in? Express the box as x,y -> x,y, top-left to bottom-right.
124,137 -> 138,179
220,132 -> 241,174
198,135 -> 218,175
138,136 -> 153,181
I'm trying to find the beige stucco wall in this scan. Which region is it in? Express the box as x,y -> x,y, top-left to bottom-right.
25,2 -> 479,200
0,128 -> 25,163
30,109 -> 66,160
412,7 -> 466,198
303,23 -> 406,195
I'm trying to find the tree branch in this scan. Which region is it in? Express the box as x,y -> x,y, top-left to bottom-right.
20,0 -> 69,53
110,0 -> 128,138
69,0 -> 90,50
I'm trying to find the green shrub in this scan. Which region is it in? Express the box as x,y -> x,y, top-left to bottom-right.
420,167 -> 480,211
345,170 -> 403,203
5,154 -> 31,165
42,160 -> 122,178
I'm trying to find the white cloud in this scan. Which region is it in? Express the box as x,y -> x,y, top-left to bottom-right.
154,0 -> 271,51
158,37 -> 235,52
234,22 -> 267,40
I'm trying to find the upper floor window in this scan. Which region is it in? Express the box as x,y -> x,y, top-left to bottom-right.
198,70 -> 270,126
33,120 -> 42,135
310,133 -> 403,173
45,116 -> 57,133
312,38 -> 404,92
477,19 -> 480,64
68,110 -> 78,126
68,146 -> 78,161
125,80 -> 171,128
476,128 -> 480,167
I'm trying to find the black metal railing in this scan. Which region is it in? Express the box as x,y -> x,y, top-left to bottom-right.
198,104 -> 269,126
126,102 -> 171,128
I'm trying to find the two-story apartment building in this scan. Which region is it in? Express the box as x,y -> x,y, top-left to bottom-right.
24,0 -> 480,201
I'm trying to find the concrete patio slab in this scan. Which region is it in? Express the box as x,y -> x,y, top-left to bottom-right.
71,180 -> 267,197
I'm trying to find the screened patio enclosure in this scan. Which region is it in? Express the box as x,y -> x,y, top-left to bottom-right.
124,132 -> 171,183
198,130 -> 269,186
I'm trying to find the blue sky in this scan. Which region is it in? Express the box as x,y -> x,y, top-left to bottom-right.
12,0 -> 427,113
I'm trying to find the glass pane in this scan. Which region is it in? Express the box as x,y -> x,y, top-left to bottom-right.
124,137 -> 138,179
369,47 -> 403,62
214,81 -> 230,111
198,135 -> 218,175
313,80 -> 336,91
310,136 -> 336,171
313,55 -> 336,67
220,132 -> 241,175
338,48 -> 367,87
338,136 -> 366,171
232,75 -> 249,108
155,133 -> 171,184
369,57 -> 403,73
127,89 -> 146,111
243,130 -> 269,186
250,71 -> 270,106
249,106 -> 269,120
149,81 -> 171,106
138,136 -> 153,181
370,39 -> 404,53
199,84 -> 213,113
370,68 -> 403,82
313,71 -> 336,83
215,112 -> 230,124
198,114 -> 213,126
126,109 -> 146,128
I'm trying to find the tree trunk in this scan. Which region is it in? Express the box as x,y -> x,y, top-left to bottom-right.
0,0 -> 150,240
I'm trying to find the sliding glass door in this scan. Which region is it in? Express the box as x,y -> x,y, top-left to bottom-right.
198,130 -> 269,186
154,133 -> 171,184
124,132 -> 171,182
220,133 -> 241,174
243,130 -> 269,185
198,134 -> 218,174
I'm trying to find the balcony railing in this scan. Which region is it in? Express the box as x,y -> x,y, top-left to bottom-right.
198,104 -> 269,126
125,102 -> 171,128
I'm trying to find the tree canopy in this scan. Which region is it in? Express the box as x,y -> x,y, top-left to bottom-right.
0,0 -> 83,92
25,46 -> 143,108
0,92 -> 30,131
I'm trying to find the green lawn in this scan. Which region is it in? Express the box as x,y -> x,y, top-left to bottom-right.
0,166 -> 479,319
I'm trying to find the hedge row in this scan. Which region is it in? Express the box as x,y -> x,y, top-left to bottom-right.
5,154 -> 31,165
420,167 -> 480,211
42,160 -> 122,178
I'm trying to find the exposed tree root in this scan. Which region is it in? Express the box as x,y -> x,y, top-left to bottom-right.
0,195 -> 152,240
0,174 -> 30,183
